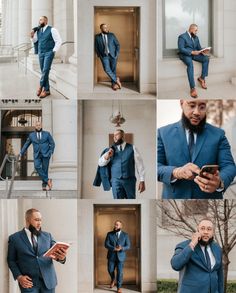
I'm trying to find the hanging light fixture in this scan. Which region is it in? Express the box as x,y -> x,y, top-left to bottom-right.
109,100 -> 126,127
18,110 -> 28,125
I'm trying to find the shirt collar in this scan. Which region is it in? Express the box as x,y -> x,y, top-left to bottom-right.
42,25 -> 48,32
187,31 -> 192,39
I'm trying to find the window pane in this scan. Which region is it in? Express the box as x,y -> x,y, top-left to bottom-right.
164,0 -> 211,55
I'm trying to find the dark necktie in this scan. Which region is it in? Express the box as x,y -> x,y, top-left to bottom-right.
120,145 -> 122,151
188,130 -> 195,160
31,233 -> 38,254
103,35 -> 109,55
204,246 -> 211,270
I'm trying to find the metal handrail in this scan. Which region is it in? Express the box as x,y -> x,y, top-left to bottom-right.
0,154 -> 20,198
15,40 -> 75,74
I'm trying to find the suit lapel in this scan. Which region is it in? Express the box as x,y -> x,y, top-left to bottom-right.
195,244 -> 209,271
192,126 -> 207,162
20,229 -> 35,253
210,242 -> 220,269
176,121 -> 190,162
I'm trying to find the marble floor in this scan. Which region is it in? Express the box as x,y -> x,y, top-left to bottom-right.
0,63 -> 67,100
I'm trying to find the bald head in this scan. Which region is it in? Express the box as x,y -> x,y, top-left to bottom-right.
189,24 -> 198,37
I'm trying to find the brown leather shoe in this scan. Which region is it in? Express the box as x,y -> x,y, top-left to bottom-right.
47,179 -> 52,190
190,88 -> 198,98
112,84 -> 119,91
116,77 -> 122,89
37,87 -> 43,97
117,288 -> 122,293
198,77 -> 207,89
110,280 -> 115,288
39,91 -> 51,99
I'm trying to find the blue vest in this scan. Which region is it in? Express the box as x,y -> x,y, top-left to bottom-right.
37,26 -> 55,54
110,143 -> 135,179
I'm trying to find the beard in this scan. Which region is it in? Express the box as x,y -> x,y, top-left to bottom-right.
102,30 -> 109,34
113,228 -> 121,232
181,113 -> 206,134
35,128 -> 42,132
29,224 -> 41,236
114,138 -> 124,146
190,32 -> 197,38
199,236 -> 214,246
40,23 -> 46,28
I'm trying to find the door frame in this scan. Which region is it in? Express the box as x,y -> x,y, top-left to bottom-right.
93,6 -> 140,91
94,204 -> 141,291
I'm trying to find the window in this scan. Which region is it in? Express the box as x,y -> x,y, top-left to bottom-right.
163,0 -> 212,57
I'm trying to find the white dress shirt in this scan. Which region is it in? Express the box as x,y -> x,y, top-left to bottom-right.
98,142 -> 145,181
185,129 -> 197,145
24,227 -> 37,246
200,244 -> 216,269
116,230 -> 121,239
32,25 -> 62,52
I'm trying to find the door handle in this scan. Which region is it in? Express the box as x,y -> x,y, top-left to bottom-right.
134,47 -> 139,59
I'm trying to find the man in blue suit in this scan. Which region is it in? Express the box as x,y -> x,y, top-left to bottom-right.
105,220 -> 131,293
96,129 -> 145,199
95,23 -> 121,91
31,16 -> 62,98
178,24 -> 210,98
7,208 -> 67,293
158,100 -> 236,199
19,121 -> 55,191
171,218 -> 223,293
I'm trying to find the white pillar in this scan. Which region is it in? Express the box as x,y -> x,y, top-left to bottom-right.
31,0 -> 53,28
0,200 -> 18,293
18,0 -> 32,45
11,0 -> 19,46
50,100 -> 77,190
1,0 -> 11,45
53,0 -> 74,62
68,0 -> 77,65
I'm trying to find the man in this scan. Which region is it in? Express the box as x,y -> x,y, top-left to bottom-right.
7,208 -> 67,293
95,23 -> 121,91
158,100 -> 236,199
171,218 -> 223,293
105,220 -> 131,293
94,129 -> 145,199
178,24 -> 210,98
31,16 -> 62,98
19,121 -> 55,191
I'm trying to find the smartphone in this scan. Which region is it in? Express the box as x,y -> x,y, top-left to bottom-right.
199,165 -> 218,178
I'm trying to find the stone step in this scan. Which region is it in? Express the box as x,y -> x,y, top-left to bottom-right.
0,190 -> 77,199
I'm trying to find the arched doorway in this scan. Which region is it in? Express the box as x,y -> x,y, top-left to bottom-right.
1,110 -> 42,180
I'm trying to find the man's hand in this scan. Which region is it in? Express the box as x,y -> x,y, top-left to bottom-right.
191,50 -> 200,56
172,163 -> 200,180
114,245 -> 122,251
17,275 -> 33,288
189,232 -> 201,249
104,148 -> 114,160
30,30 -> 35,38
138,181 -> 145,193
53,247 -> 67,261
201,49 -> 210,55
194,170 -> 221,193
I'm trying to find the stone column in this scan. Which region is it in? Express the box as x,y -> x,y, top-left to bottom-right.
18,0 -> 32,45
53,0 -> 74,62
68,0 -> 77,65
0,200 -> 18,293
1,0 -> 12,45
49,100 -> 77,190
31,0 -> 53,26
11,0 -> 19,46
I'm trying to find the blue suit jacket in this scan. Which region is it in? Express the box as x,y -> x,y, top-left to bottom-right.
95,32 -> 120,58
158,121 -> 236,199
105,231 -> 131,262
20,131 -> 55,159
7,229 -> 58,290
178,31 -> 202,57
93,148 -> 111,191
171,240 -> 223,293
